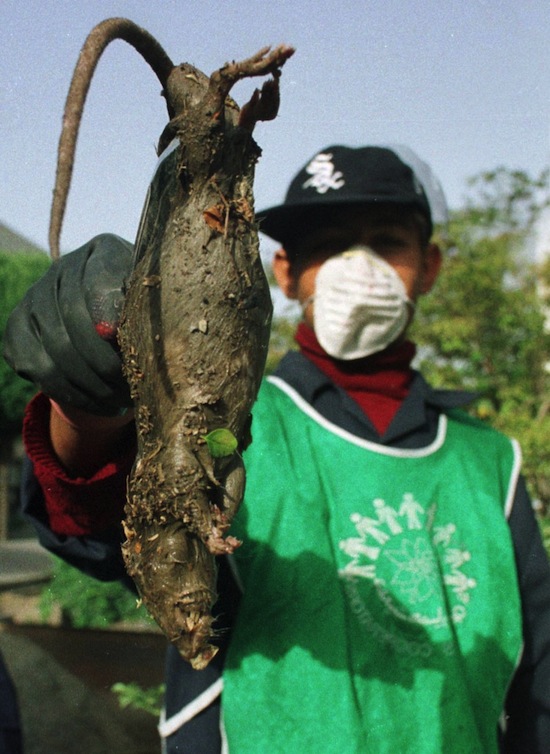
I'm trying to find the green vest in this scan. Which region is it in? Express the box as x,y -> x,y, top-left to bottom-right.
222,377 -> 523,753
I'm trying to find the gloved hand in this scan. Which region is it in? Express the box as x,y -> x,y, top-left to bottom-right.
3,233 -> 135,416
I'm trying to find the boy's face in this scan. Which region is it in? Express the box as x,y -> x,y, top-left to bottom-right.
272,205 -> 441,330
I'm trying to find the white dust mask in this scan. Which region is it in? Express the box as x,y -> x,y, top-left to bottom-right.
311,246 -> 414,360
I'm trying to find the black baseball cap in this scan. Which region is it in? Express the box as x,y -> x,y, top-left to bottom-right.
258,145 -> 434,244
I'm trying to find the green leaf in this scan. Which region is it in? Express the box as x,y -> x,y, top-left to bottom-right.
203,428 -> 238,458
111,682 -> 165,717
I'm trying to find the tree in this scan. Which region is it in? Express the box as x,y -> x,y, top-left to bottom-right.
0,251 -> 50,432
460,166 -> 550,233
0,250 -> 50,538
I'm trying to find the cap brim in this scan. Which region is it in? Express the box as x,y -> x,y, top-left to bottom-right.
258,195 -> 430,244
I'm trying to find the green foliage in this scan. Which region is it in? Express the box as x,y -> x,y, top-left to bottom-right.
414,235 -> 547,399
0,251 -> 50,433
539,516 -> 550,558
111,681 -> 165,717
40,556 -> 151,628
462,166 -> 550,233
265,310 -> 299,374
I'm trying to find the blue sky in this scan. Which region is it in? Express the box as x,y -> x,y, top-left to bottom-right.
2,0 -> 549,256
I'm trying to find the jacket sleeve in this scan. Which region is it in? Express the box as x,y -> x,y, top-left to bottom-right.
20,454 -> 131,584
501,475 -> 550,752
20,393 -> 134,584
161,555 -> 240,753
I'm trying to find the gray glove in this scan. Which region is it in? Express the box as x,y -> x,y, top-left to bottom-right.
3,233 -> 134,416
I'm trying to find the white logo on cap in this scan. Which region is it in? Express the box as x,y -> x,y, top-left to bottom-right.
302,152 -> 345,194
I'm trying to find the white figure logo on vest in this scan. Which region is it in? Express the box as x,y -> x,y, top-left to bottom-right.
339,492 -> 477,637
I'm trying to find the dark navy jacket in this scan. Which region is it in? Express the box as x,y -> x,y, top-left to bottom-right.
21,352 -> 550,753
0,653 -> 23,754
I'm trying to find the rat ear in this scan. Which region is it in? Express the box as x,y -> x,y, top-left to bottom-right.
272,249 -> 299,299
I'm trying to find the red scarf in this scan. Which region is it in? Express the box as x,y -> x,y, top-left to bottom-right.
295,323 -> 416,435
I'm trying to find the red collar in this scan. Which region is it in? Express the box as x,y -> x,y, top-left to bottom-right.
295,323 -> 416,434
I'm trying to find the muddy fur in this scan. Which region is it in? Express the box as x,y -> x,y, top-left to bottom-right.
49,18 -> 293,668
